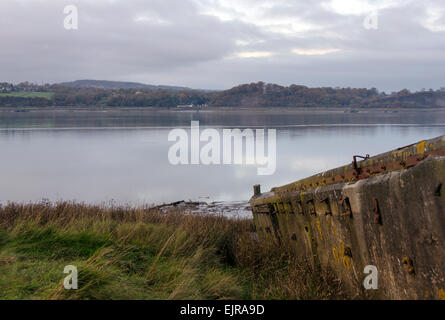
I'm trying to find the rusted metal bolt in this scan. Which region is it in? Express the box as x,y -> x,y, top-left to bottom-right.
321,198 -> 332,216
402,257 -> 415,275
307,200 -> 316,215
339,197 -> 353,218
373,197 -> 382,225
435,184 -> 442,197
344,247 -> 353,258
253,184 -> 261,196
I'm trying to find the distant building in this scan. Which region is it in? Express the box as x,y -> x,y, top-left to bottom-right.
176,103 -> 208,108
0,83 -> 13,93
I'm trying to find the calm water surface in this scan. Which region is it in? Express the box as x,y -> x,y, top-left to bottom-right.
1,109 -> 445,206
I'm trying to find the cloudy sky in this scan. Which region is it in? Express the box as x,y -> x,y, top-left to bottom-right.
1,0 -> 445,91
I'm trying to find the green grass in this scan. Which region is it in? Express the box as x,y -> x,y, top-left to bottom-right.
0,91 -> 54,99
0,202 -> 345,300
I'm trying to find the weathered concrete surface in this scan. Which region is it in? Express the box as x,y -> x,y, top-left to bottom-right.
251,155 -> 445,299
273,135 -> 445,194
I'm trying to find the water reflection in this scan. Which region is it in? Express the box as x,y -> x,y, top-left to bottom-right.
2,108 -> 445,128
0,111 -> 444,205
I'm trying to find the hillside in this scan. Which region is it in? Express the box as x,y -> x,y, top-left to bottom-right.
210,82 -> 445,108
58,80 -> 191,91
1,81 -> 445,108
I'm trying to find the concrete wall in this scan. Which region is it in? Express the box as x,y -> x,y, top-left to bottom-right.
251,155 -> 445,299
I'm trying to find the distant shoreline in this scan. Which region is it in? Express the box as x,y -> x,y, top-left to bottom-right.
2,106 -> 445,113
2,106 -> 445,130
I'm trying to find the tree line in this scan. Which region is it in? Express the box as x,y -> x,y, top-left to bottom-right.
1,81 -> 444,108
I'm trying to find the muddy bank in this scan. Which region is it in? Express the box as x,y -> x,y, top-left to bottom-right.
154,200 -> 252,219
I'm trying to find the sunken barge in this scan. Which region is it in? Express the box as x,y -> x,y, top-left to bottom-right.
250,135 -> 445,299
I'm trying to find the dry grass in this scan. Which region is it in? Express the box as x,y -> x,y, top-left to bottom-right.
0,201 -> 346,300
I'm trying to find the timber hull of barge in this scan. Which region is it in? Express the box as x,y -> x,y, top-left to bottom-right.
250,135 -> 445,299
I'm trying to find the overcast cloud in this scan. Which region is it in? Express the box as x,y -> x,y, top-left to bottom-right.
1,0 -> 445,91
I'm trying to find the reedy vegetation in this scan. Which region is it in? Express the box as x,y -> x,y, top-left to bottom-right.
0,201 -> 345,300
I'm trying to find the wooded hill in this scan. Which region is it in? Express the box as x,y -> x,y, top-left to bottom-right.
1,81 -> 444,108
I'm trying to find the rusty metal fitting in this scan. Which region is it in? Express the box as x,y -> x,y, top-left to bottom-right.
402,257 -> 415,275
373,197 -> 382,225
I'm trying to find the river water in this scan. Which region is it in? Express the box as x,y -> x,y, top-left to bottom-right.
1,108 -> 444,215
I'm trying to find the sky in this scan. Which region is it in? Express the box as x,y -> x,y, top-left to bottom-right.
1,0 -> 445,92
